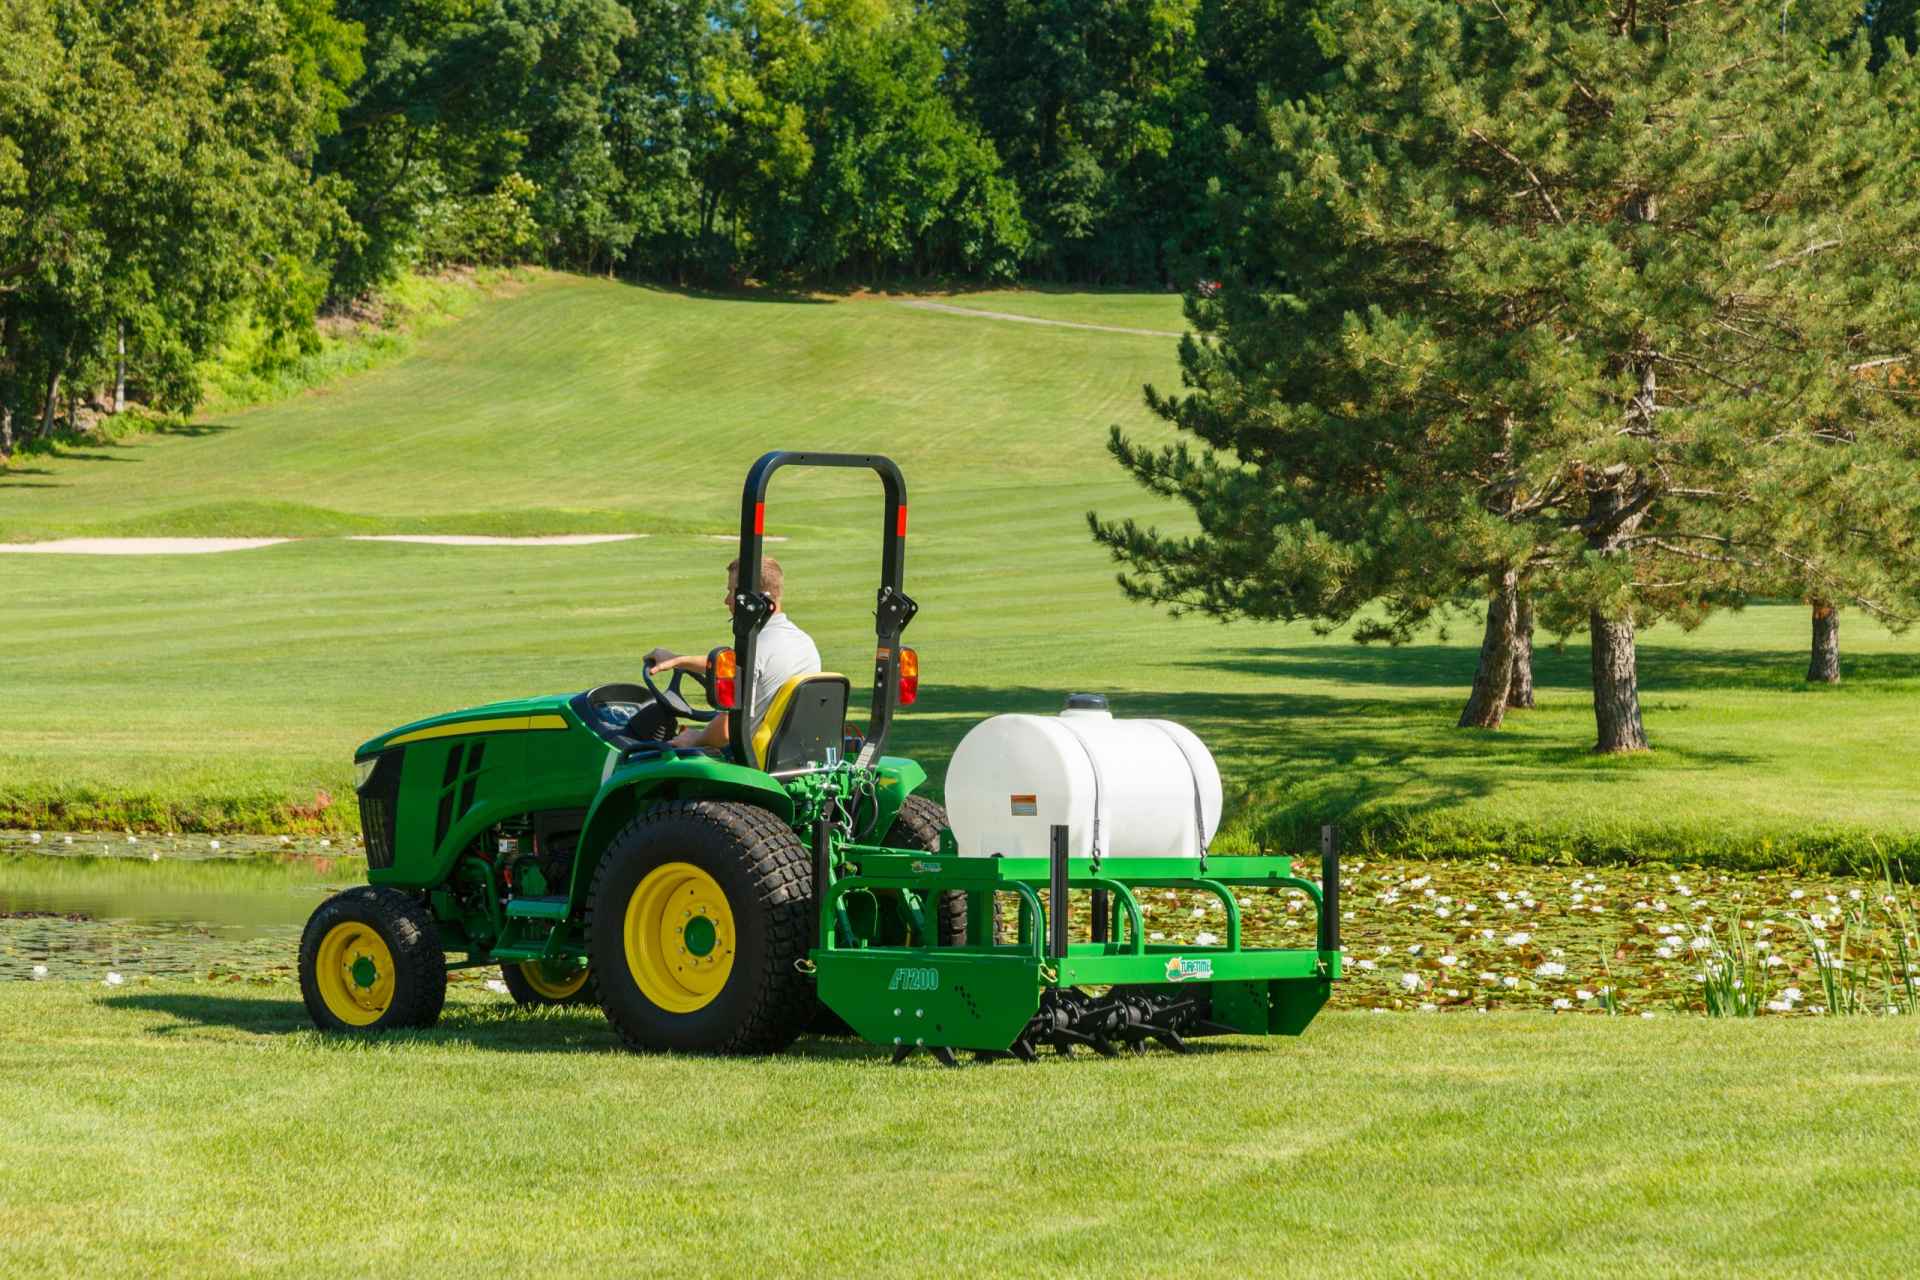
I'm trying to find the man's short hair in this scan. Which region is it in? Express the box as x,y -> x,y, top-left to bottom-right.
728,555 -> 784,600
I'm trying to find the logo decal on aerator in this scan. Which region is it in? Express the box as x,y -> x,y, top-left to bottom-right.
1165,956 -> 1213,983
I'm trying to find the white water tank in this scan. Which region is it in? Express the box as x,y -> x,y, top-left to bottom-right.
943,695 -> 1222,859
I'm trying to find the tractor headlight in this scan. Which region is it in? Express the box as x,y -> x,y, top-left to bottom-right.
354,757 -> 379,791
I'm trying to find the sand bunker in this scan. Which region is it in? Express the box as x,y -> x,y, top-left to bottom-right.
0,537 -> 292,555
347,534 -> 645,547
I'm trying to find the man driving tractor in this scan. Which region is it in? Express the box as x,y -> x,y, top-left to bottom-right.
646,555 -> 821,750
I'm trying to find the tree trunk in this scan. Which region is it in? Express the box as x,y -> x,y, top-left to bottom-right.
39,366 -> 61,439
1807,603 -> 1840,684
1458,570 -> 1519,729
1589,609 -> 1648,753
114,320 -> 126,413
0,402 -> 12,458
1508,595 -> 1536,708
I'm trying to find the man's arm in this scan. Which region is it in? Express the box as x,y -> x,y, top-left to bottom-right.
672,713 -> 729,750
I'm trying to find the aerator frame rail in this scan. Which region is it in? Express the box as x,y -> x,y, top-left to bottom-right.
810,829 -> 1342,1059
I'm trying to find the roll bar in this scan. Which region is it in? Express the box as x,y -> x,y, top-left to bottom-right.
728,451 -> 917,766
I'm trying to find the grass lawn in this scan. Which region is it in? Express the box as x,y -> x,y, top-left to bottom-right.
2,981 -> 1917,1277
2,272 -> 1916,865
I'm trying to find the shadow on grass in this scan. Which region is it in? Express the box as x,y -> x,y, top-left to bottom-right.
888,680 -> 1765,849
1187,641 -> 1920,696
101,990 -> 1236,1065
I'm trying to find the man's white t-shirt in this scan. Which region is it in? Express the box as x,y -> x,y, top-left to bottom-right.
750,612 -> 822,736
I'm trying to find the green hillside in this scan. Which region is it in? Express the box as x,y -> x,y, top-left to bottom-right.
3,273 -> 1916,866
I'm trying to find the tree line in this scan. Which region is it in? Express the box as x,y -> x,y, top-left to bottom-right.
6,0 -> 1920,756
2,0 -> 1319,455
1094,0 -> 1920,751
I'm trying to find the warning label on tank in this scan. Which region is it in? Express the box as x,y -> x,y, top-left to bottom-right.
1010,794 -> 1038,816
1164,956 -> 1213,983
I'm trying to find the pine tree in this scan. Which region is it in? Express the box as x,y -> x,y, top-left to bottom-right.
1093,0 -> 1920,751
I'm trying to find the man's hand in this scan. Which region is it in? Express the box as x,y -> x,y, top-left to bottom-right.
645,646 -> 678,672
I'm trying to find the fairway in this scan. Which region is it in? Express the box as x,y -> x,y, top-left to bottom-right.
3,274 -> 1917,865
2,982 -> 1916,1278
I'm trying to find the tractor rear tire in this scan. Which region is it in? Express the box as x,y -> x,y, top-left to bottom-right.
588,800 -> 814,1054
500,960 -> 594,1006
808,796 -> 965,1037
299,886 -> 447,1032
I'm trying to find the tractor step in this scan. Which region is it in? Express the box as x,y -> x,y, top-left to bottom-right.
503,895 -> 570,921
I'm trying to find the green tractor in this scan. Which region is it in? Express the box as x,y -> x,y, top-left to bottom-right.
301,452 -> 1341,1061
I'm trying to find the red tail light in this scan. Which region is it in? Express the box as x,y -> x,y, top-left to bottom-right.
897,647 -> 919,706
711,648 -> 738,710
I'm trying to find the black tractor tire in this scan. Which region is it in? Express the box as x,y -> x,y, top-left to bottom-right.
299,886 -> 447,1032
809,795 -> 965,1037
499,961 -> 595,1007
588,800 -> 815,1054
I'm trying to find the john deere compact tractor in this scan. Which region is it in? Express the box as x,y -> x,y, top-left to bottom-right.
301,452 -> 1341,1060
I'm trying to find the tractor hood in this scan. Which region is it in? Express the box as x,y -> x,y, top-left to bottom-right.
355,694 -> 581,759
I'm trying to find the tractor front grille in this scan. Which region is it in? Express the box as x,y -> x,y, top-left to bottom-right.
357,748 -> 404,870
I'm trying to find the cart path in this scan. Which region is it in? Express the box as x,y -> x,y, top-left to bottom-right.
893,299 -> 1182,339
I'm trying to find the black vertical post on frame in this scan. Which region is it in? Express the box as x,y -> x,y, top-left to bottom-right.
812,817 -> 834,951
1318,823 -> 1340,956
1090,888 -> 1109,944
1048,824 -> 1070,962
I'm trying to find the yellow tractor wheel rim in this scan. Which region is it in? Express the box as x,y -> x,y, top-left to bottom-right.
517,960 -> 590,1000
623,862 -> 736,1013
315,921 -> 396,1026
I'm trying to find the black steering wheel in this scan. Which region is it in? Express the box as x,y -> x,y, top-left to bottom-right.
643,657 -> 720,723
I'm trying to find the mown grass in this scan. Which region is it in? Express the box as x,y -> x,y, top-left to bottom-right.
1,981 -> 1917,1277
2,272 -> 1917,867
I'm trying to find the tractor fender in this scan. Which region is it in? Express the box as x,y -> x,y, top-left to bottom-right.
864,756 -> 929,841
565,754 -> 796,916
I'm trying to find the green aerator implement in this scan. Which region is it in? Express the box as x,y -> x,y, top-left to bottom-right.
300,452 -> 1341,1061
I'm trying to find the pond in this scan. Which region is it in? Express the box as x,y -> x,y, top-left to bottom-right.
0,839 -> 356,982
2,836 -> 1910,1017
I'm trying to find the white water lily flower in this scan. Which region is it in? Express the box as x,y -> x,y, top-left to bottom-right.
1765,955 -> 1785,967
1149,932 -> 1166,941
1810,914 -> 1828,930
1535,961 -> 1567,977
1438,955 -> 1458,967
1572,893 -> 1585,904
1406,943 -> 1424,955
1190,907 -> 1206,919
1434,907 -> 1451,919
209,840 -> 221,851
1766,1000 -> 1792,1012
104,972 -> 124,986
28,832 -> 40,843
1782,987 -> 1803,1002
126,835 -> 137,843
1399,973 -> 1420,991
1194,932 -> 1219,946
1790,889 -> 1805,900
320,839 -> 331,848
1504,932 -> 1531,947
1479,972 -> 1499,983
1689,936 -> 1712,952
1848,889 -> 1863,901
1641,1011 -> 1656,1019
280,835 -> 291,844
1634,900 -> 1650,911
1502,976 -> 1520,989
148,851 -> 160,862
62,835 -> 72,845
31,964 -> 48,979
1480,929 -> 1495,940
1418,1002 -> 1437,1012
1552,998 -> 1572,1010
1357,959 -> 1377,971
1577,989 -> 1594,1000
484,979 -> 510,995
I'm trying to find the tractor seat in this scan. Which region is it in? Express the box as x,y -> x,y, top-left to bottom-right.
753,672 -> 851,774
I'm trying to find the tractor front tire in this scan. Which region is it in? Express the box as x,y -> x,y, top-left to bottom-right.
588,800 -> 814,1054
299,886 -> 447,1032
500,960 -> 594,1006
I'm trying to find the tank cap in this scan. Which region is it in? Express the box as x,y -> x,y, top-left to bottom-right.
1063,692 -> 1109,712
